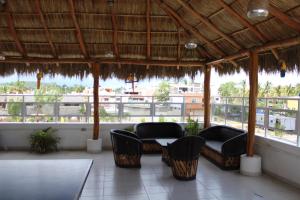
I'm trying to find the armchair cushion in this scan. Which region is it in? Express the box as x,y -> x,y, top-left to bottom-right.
206,141 -> 222,153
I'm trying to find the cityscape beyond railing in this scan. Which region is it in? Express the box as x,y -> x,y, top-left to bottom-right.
0,94 -> 299,147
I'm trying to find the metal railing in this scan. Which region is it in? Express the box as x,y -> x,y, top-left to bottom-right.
0,94 -> 299,147
0,94 -> 204,123
211,96 -> 300,147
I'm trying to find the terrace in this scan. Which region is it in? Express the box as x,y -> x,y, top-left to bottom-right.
0,0 -> 300,199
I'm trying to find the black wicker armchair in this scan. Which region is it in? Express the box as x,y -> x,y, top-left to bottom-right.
167,136 -> 205,180
110,129 -> 143,168
198,125 -> 247,170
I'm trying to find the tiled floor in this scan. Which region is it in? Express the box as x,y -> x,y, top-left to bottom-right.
0,151 -> 300,200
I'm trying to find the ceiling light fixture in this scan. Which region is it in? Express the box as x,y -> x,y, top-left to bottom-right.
0,55 -> 5,61
247,0 -> 269,19
105,51 -> 114,58
185,41 -> 198,50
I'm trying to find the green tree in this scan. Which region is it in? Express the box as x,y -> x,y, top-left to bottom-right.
71,85 -> 85,93
260,81 -> 272,97
218,82 -> 239,97
283,84 -> 295,96
154,81 -> 170,102
7,99 -> 22,122
239,80 -> 248,97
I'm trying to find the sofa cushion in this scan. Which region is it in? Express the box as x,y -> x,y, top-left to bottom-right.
218,127 -> 244,142
135,122 -> 183,139
206,141 -> 223,153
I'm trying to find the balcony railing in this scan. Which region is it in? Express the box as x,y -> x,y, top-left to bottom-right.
0,94 -> 299,147
212,96 -> 300,147
0,94 -> 204,124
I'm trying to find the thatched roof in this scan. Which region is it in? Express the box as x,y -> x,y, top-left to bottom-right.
0,0 -> 300,79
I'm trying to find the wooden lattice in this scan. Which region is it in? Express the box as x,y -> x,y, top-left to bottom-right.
114,153 -> 141,168
170,159 -> 199,180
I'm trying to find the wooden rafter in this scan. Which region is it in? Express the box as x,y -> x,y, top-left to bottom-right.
146,0 -> 151,60
269,5 -> 300,33
35,0 -> 56,58
0,57 -> 205,67
217,0 -> 281,61
5,3 -> 26,57
111,7 -> 121,69
217,0 -> 267,43
111,8 -> 119,59
154,0 -> 225,57
176,0 -> 242,50
177,28 -> 181,61
68,0 -> 88,58
207,36 -> 300,66
155,1 -> 240,66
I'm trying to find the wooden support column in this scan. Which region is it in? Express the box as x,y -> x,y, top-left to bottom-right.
247,51 -> 259,157
204,65 -> 211,128
92,63 -> 100,140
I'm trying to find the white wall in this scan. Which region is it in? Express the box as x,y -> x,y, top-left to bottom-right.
0,123 -> 135,150
255,136 -> 300,188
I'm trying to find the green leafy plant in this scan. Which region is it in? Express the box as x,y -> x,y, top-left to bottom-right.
185,117 -> 202,136
123,125 -> 134,132
30,127 -> 60,153
274,121 -> 285,137
158,116 -> 165,122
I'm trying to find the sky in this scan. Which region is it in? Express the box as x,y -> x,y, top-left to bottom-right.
0,69 -> 299,96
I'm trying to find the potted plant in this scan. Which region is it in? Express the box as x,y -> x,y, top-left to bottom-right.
123,125 -> 135,132
185,117 -> 202,136
29,127 -> 60,153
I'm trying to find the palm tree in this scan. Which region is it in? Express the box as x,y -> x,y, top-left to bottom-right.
239,80 -> 247,97
262,81 -> 272,97
284,84 -> 295,96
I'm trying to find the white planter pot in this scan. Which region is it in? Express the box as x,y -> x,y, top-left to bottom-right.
87,138 -> 102,153
240,154 -> 262,176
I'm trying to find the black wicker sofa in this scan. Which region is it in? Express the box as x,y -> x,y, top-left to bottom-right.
135,122 -> 184,153
198,125 -> 247,170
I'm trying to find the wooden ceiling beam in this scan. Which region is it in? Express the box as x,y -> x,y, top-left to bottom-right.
176,0 -> 242,50
207,36 -> 300,66
5,3 -> 26,57
154,0 -> 225,57
217,0 -> 280,61
0,12 -> 170,18
217,0 -> 267,43
177,28 -> 181,62
0,57 -> 205,67
0,27 -> 179,34
146,0 -> 151,60
68,0 -> 88,58
111,7 -> 121,68
269,5 -> 300,33
35,0 -> 57,58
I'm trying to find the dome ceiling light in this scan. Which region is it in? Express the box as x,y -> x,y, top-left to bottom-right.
185,40 -> 198,50
105,51 -> 115,58
247,0 -> 269,19
0,54 -> 5,61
